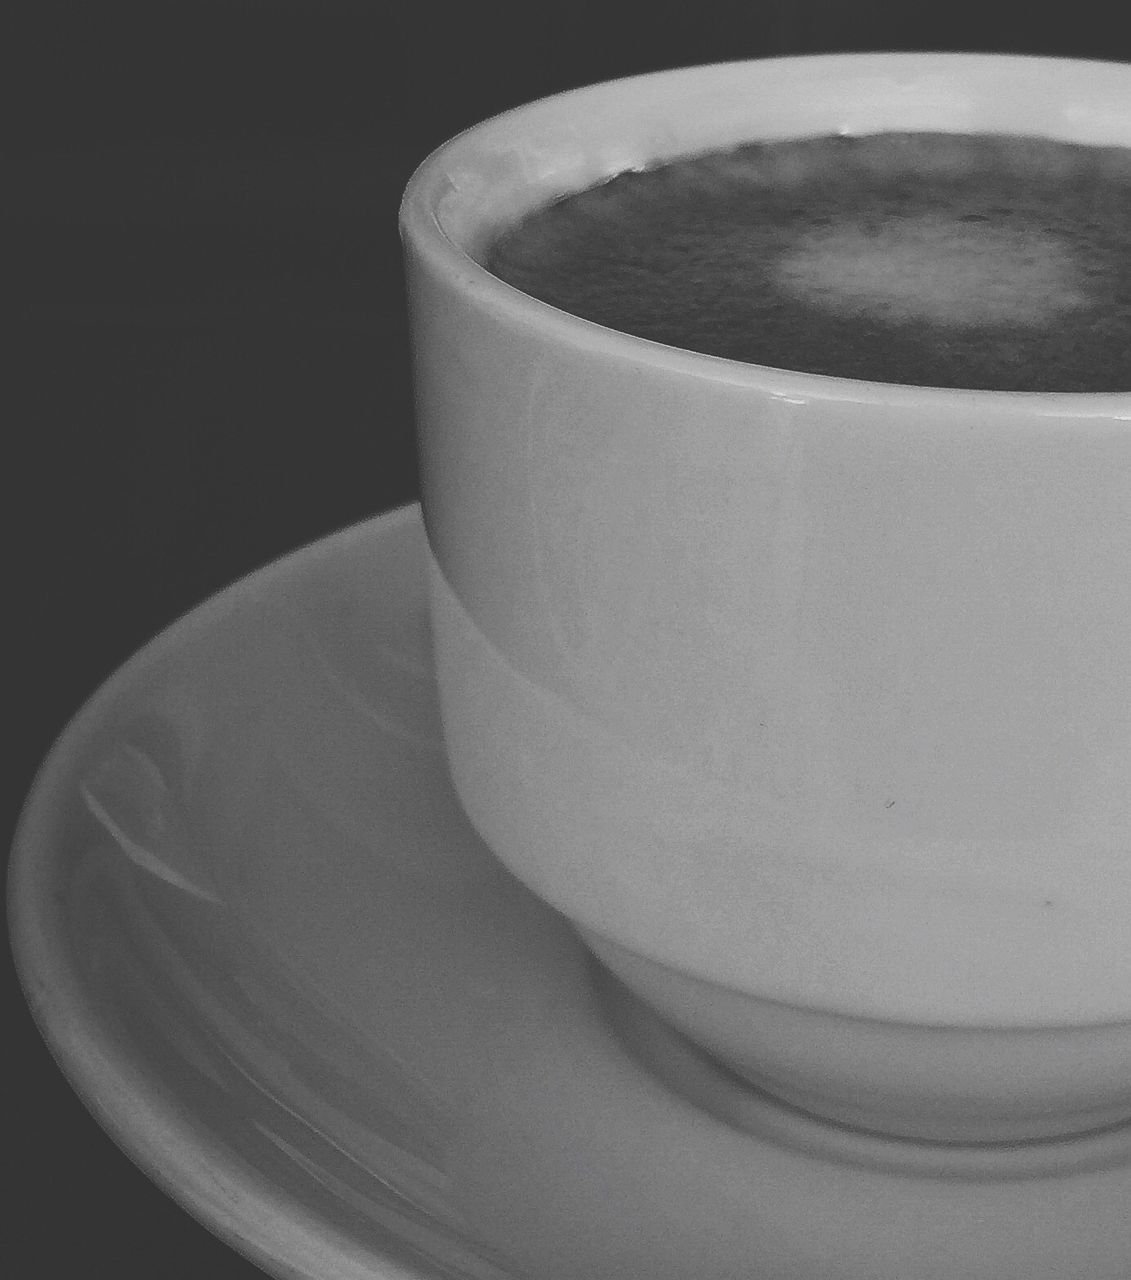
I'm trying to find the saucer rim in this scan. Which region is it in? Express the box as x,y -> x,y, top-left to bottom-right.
8,503 -> 428,1280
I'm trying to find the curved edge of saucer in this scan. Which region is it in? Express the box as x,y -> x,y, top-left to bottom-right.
8,502 -> 432,1280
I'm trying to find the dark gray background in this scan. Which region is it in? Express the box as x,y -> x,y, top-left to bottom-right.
6,3 -> 1129,1275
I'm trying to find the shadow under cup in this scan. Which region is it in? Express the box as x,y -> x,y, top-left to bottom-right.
400,54 -> 1131,1147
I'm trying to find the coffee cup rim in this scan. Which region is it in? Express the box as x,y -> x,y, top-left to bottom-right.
401,51 -> 1131,413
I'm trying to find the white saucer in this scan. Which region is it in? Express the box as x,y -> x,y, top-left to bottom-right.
11,504 -> 1131,1280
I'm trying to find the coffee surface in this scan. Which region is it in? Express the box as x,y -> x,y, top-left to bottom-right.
485,133 -> 1131,391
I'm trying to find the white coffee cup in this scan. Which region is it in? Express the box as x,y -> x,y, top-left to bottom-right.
400,53 -> 1131,1144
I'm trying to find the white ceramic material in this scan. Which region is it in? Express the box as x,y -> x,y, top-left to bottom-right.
10,507 -> 1131,1279
400,54 -> 1131,1142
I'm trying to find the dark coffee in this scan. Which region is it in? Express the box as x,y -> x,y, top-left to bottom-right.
484,133 -> 1131,391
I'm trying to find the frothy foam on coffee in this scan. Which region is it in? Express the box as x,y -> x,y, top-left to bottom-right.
773,214 -> 1089,326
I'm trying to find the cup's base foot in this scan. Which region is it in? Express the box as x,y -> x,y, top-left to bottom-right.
591,956 -> 1131,1182
581,927 -> 1131,1158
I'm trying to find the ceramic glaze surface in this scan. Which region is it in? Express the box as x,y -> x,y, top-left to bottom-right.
11,508 -> 1131,1279
402,55 -> 1131,1029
